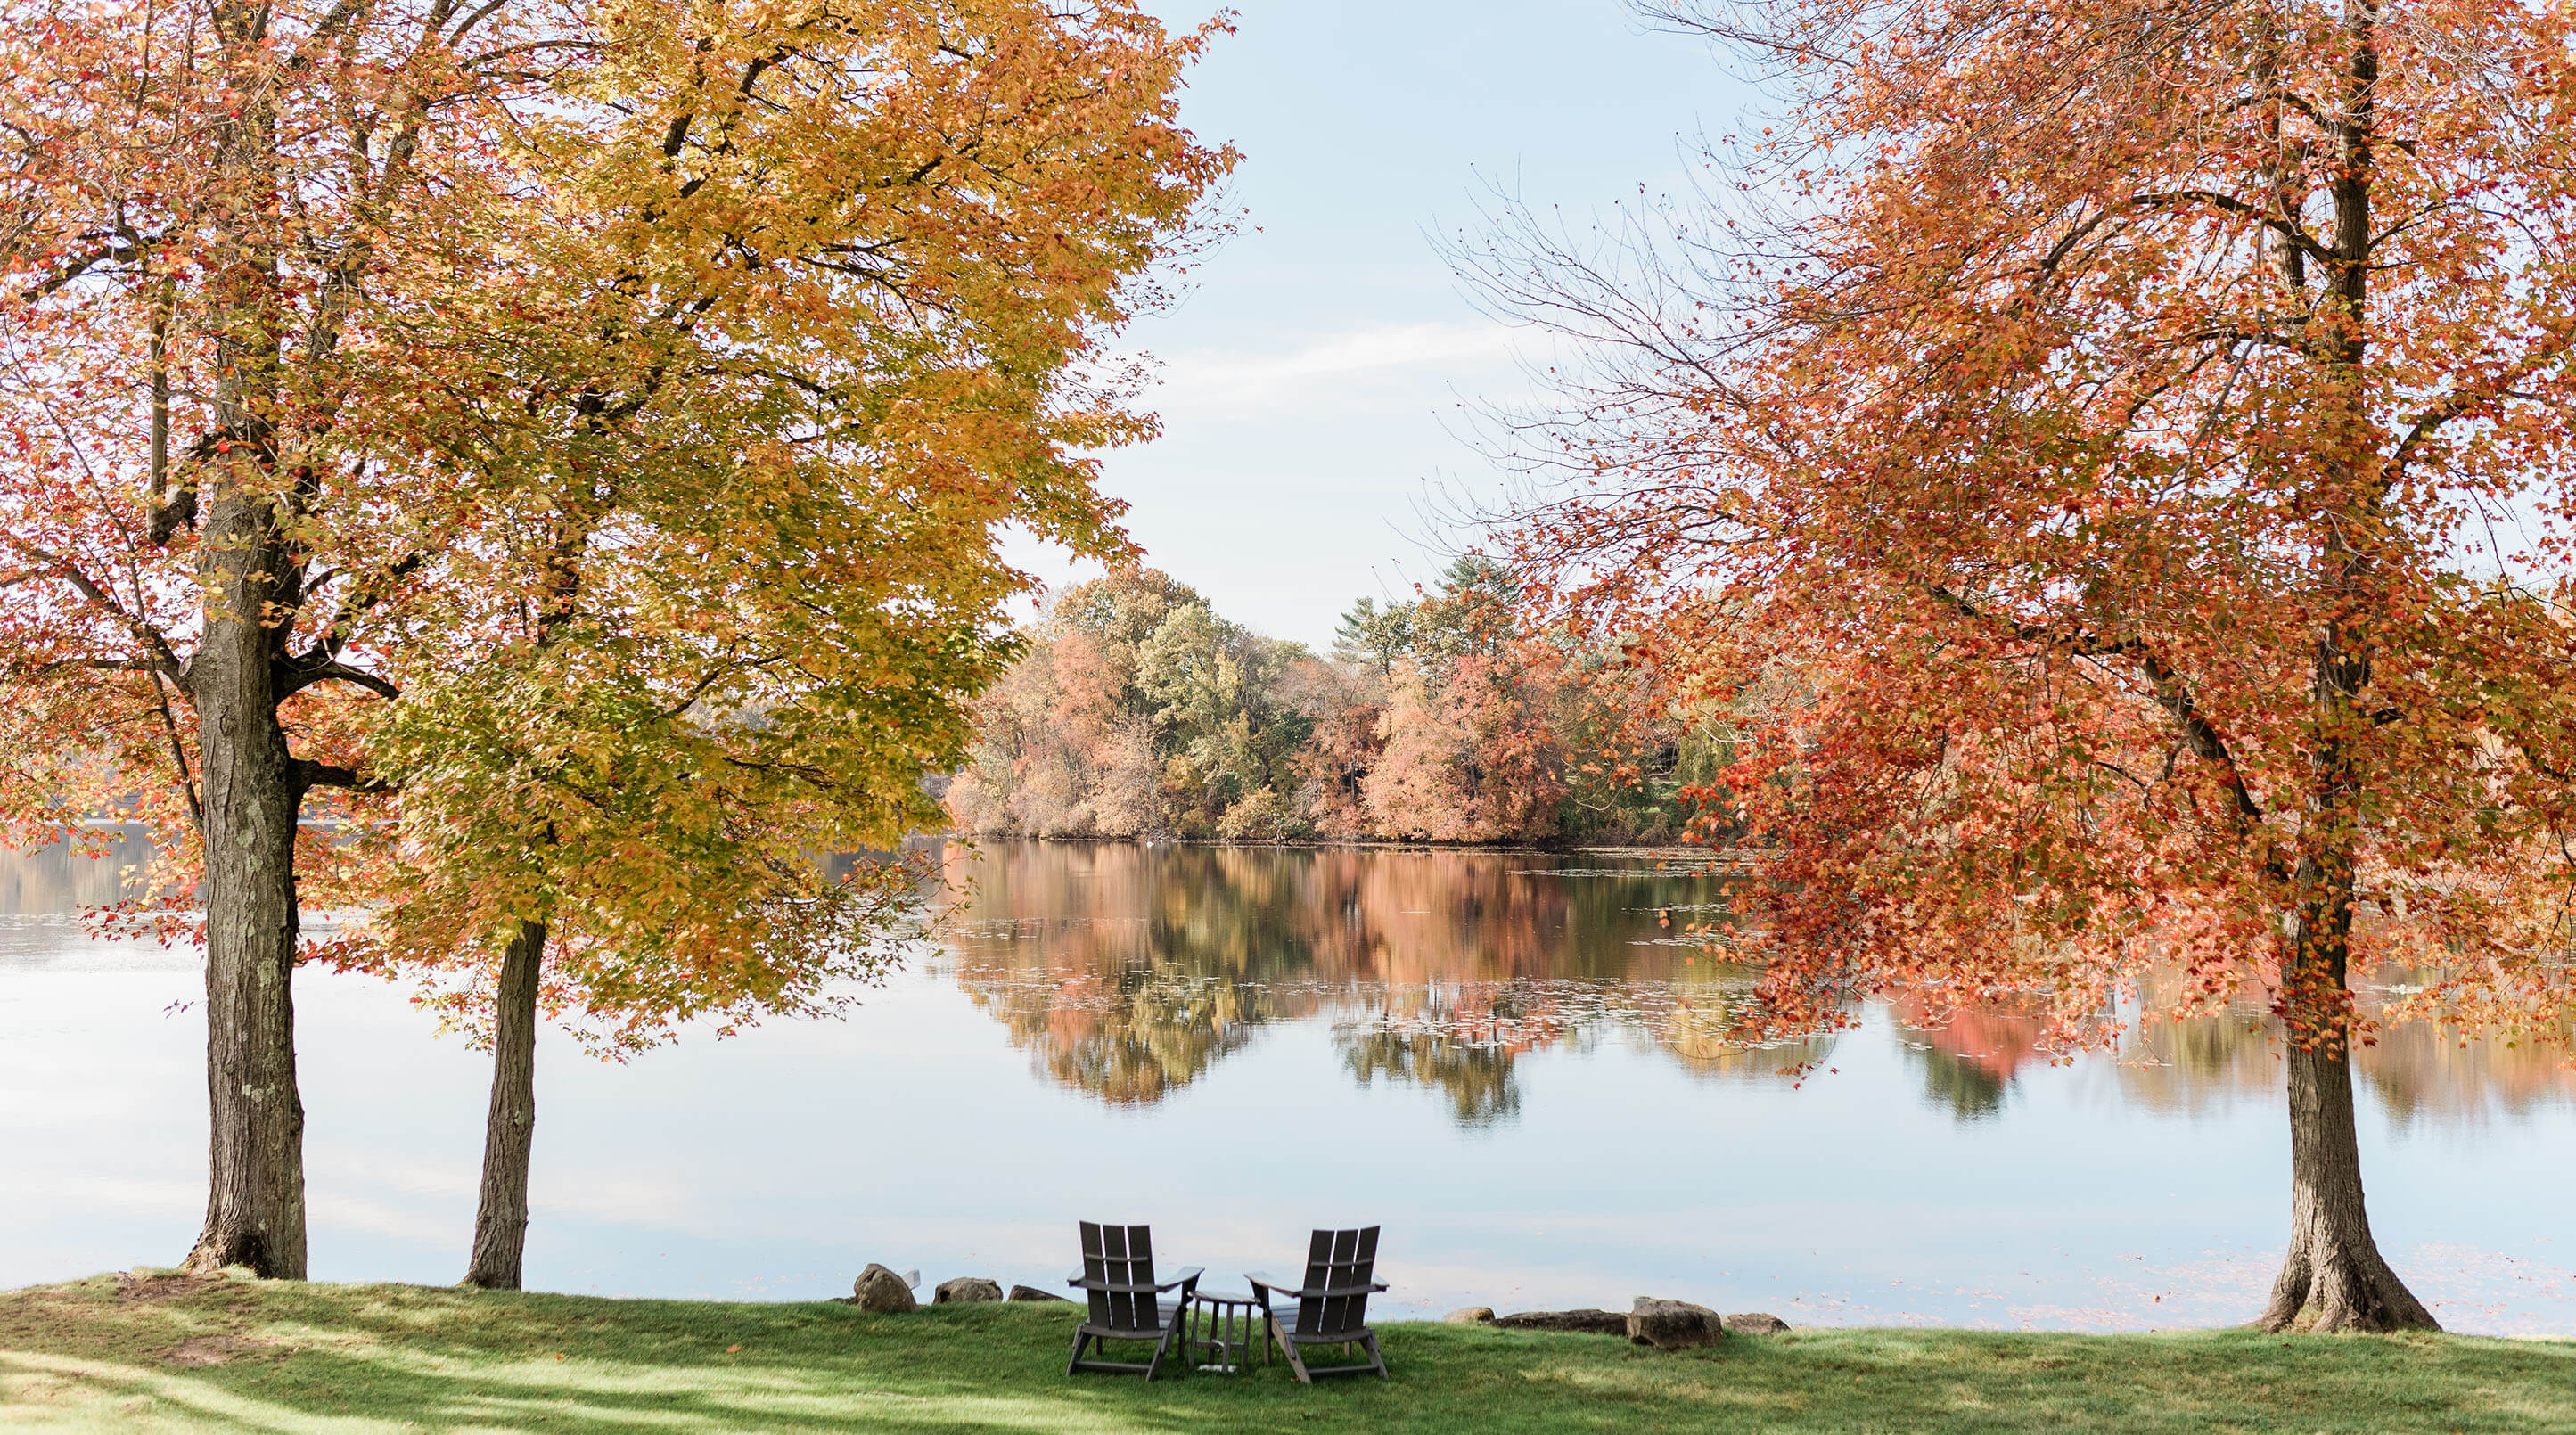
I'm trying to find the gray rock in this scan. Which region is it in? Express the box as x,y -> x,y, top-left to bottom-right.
1627,1297 -> 1725,1350
1008,1284 -> 1071,1303
1490,1308 -> 1628,1335
1444,1307 -> 1496,1324
851,1264 -> 918,1313
934,1277 -> 1004,1304
1722,1311 -> 1791,1336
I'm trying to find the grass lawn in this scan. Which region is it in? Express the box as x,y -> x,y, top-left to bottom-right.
4,1271 -> 2572,1433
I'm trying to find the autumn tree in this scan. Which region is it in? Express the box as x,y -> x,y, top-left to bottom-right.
360,0 -> 1227,1293
0,0 -> 1230,1283
954,562 -> 1708,846
0,0 -> 571,1278
1332,597 -> 1415,674
1471,0 -> 2576,1330
949,569 -> 1202,837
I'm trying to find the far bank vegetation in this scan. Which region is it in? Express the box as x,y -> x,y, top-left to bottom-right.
945,564 -> 1727,846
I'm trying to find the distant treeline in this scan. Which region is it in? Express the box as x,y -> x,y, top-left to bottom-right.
944,562 -> 1732,845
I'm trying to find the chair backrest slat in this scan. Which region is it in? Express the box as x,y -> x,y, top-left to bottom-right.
1296,1226 -> 1379,1338
1079,1220 -> 1159,1332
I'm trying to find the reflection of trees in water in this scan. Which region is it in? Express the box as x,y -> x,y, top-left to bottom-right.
1907,1043 -> 2009,1120
2118,1002 -> 2575,1126
940,840 -> 1735,1117
937,840 -> 2576,1127
1894,971 -> 2574,1125
1341,1029 -> 1521,1126
1892,996 -> 2054,1122
1022,972 -> 1278,1106
0,828 -> 158,915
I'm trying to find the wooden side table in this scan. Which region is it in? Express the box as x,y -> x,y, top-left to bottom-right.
1184,1290 -> 1262,1373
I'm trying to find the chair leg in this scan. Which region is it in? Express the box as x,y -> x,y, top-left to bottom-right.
1144,1322 -> 1178,1382
1280,1333 -> 1314,1386
1363,1332 -> 1388,1378
1066,1329 -> 1089,1377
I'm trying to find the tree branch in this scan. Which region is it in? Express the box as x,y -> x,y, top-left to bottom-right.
1924,583 -> 2273,835
1,534 -> 188,687
2129,190 -> 2334,263
293,758 -> 394,794
2389,335 -> 2575,477
279,659 -> 401,701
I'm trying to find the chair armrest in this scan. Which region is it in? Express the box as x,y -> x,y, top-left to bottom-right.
1066,1267 -> 1204,1296
1246,1273 -> 1390,1300
1066,1276 -> 1169,1295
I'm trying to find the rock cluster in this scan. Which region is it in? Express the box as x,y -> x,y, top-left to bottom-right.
1486,1301 -> 1791,1347
1008,1285 -> 1071,1303
934,1277 -> 1003,1304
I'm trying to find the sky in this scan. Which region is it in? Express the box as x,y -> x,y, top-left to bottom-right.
1008,1 -> 1758,648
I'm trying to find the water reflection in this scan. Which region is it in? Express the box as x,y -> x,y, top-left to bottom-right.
938,841 -> 1743,1122
0,827 -> 153,926
939,840 -> 2576,1128
9,835 -> 2575,1333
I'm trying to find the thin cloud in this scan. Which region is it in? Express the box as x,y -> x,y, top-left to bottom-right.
1137,321 -> 1517,421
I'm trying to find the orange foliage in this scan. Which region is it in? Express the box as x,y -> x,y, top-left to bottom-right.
1479,0 -> 2576,1059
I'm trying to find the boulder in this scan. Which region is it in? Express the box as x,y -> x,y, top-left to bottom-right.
1627,1297 -> 1725,1350
851,1264 -> 917,1314
1008,1284 -> 1071,1303
1722,1312 -> 1791,1336
934,1277 -> 1004,1304
1444,1307 -> 1497,1324
1490,1308 -> 1629,1335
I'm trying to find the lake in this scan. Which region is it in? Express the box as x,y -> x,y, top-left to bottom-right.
5,836 -> 2572,1332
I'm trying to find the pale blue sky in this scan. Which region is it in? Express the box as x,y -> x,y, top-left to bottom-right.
1013,1 -> 1753,648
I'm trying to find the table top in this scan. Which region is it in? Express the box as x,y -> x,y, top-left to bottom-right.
1192,1289 -> 1258,1307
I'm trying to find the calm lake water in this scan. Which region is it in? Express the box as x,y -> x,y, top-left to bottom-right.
6,837 -> 2573,1332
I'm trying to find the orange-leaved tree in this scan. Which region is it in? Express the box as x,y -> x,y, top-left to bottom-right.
0,0 -> 1230,1284
1468,0 -> 2576,1330
0,0 -> 578,1278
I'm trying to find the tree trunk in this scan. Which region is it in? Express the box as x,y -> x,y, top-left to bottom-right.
2259,771 -> 2436,1332
182,491 -> 308,1280
181,0 -> 311,1282
464,919 -> 548,1290
2260,1029 -> 2437,1332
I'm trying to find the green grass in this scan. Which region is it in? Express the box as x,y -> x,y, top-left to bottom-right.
4,1271 -> 2572,1433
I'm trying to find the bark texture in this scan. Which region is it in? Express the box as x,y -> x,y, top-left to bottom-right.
464,919 -> 548,1291
2252,15 -> 2432,1329
2260,808 -> 2437,1332
180,0 -> 312,1281
2260,1034 -> 2438,1332
182,486 -> 308,1279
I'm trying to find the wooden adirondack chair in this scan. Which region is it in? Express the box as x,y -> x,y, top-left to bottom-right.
1065,1221 -> 1202,1380
1248,1226 -> 1391,1382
